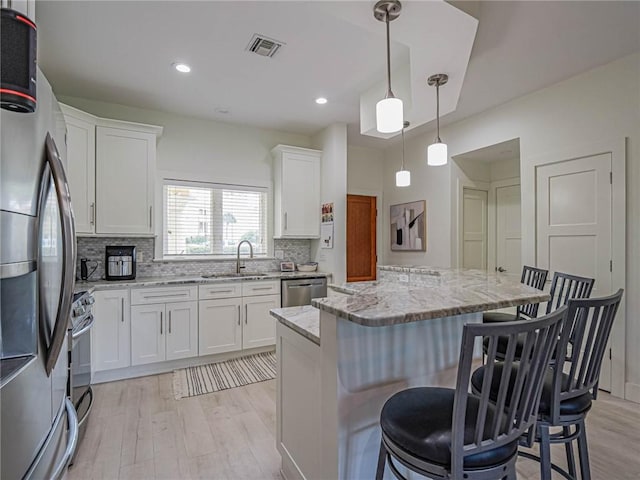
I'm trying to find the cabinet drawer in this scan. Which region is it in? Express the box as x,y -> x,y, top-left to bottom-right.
198,282 -> 242,300
131,285 -> 197,305
242,280 -> 281,297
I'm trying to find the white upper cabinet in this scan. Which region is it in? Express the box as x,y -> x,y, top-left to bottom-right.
61,104 -> 162,236
272,145 -> 321,238
61,105 -> 96,234
96,123 -> 160,235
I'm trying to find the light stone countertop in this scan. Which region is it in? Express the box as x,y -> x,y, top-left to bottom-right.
74,271 -> 330,293
270,305 -> 320,345
311,266 -> 549,327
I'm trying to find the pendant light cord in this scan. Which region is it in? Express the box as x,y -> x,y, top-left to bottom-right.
385,10 -> 393,98
401,127 -> 405,169
435,82 -> 441,143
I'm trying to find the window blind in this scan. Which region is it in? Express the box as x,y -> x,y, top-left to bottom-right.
164,181 -> 267,256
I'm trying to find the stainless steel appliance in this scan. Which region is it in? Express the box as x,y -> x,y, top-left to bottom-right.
68,290 -> 95,464
281,277 -> 328,307
105,245 -> 136,281
0,60 -> 78,479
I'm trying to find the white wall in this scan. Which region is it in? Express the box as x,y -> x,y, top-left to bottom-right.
311,124 -> 348,283
58,96 -> 312,187
380,53 -> 640,399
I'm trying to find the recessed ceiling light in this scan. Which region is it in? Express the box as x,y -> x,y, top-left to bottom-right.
173,63 -> 191,73
315,97 -> 328,105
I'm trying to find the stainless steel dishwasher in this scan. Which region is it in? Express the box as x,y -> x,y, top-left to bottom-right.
281,277 -> 328,307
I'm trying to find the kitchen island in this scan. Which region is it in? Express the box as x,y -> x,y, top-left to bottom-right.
270,266 -> 549,480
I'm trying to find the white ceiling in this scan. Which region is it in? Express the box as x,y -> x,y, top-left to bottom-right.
35,1 -> 640,148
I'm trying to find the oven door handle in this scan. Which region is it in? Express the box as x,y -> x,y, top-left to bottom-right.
72,315 -> 95,340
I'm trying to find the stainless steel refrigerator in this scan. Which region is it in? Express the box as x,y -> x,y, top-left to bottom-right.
0,68 -> 79,479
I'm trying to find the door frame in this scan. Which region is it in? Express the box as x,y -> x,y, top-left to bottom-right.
527,137 -> 626,399
488,178 -> 521,274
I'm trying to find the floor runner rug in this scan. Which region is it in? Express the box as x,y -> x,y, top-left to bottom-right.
173,351 -> 276,399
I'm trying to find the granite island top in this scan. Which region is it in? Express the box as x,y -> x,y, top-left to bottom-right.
74,271 -> 330,293
270,305 -> 320,345
311,266 -> 549,327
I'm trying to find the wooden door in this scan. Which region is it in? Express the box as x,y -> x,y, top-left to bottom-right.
347,195 -> 376,282
496,184 -> 521,278
536,153 -> 612,390
462,188 -> 487,270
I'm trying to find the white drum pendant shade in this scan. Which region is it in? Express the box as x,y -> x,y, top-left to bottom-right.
427,142 -> 448,166
396,169 -> 410,187
376,97 -> 403,133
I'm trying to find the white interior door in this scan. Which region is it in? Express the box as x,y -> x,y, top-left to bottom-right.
496,184 -> 522,278
536,153 -> 613,390
462,188 -> 487,270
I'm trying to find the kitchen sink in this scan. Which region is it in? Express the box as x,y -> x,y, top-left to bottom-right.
201,272 -> 268,279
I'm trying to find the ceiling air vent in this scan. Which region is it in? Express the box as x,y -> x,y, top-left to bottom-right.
246,34 -> 284,58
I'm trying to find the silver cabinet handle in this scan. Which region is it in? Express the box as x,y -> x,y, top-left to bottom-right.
160,311 -> 163,335
245,304 -> 248,324
251,286 -> 273,291
149,206 -> 153,228
121,297 -> 125,322
169,310 -> 172,334
284,212 -> 288,230
42,134 -> 76,376
143,293 -> 188,299
210,289 -> 233,294
90,202 -> 95,225
237,305 -> 241,326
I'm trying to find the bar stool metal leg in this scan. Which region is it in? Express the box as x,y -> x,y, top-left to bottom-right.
539,424 -> 553,480
576,419 -> 592,480
564,426 -> 577,478
375,441 -> 386,480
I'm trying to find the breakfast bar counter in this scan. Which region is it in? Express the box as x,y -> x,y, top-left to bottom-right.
272,266 -> 549,480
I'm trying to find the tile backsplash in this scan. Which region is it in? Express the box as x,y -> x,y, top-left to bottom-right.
76,237 -> 311,280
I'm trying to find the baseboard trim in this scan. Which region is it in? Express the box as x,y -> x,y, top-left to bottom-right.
93,346 -> 275,384
625,382 -> 640,403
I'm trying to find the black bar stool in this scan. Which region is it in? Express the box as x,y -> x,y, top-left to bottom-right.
471,289 -> 624,480
485,271 -> 595,361
483,265 -> 548,323
375,306 -> 569,480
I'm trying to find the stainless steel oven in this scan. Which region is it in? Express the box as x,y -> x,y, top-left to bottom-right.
68,290 -> 95,464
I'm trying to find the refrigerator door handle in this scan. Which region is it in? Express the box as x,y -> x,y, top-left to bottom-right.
50,398 -> 79,480
43,133 -> 77,376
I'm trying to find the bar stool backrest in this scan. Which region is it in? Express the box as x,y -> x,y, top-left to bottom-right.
545,272 -> 595,314
451,306 -> 568,478
548,289 -> 624,423
518,266 -> 549,319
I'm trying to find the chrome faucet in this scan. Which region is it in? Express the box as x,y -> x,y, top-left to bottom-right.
236,240 -> 254,274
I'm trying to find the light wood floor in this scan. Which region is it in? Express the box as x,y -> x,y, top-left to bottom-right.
69,374 -> 640,479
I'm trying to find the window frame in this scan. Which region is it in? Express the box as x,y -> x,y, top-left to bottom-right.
157,175 -> 273,261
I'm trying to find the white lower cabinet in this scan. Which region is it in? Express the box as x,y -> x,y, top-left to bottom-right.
92,289 -> 131,372
199,281 -> 280,356
199,298 -> 243,356
243,294 -> 280,349
130,292 -> 198,366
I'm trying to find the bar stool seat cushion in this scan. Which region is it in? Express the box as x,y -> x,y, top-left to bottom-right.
380,387 -> 518,469
471,364 -> 593,418
483,312 -> 518,323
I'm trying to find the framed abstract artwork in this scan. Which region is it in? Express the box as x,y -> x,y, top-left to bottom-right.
390,200 -> 426,251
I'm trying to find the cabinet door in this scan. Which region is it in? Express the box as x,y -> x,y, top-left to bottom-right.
92,289 -> 130,371
281,153 -> 320,237
243,294 -> 280,349
96,126 -> 155,234
131,304 -> 165,366
166,301 -> 198,361
198,298 -> 242,356
64,113 -> 96,234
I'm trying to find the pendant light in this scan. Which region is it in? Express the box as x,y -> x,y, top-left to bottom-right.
396,121 -> 410,187
427,73 -> 448,166
374,0 -> 403,134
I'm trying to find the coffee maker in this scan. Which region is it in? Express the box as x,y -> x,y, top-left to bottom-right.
105,246 -> 136,281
